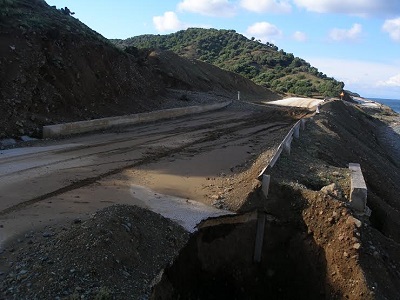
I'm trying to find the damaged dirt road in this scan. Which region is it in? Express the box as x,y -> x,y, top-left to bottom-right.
1,100 -> 400,299
0,102 -> 307,245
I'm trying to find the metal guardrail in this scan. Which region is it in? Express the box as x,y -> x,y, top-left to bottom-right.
257,119 -> 305,180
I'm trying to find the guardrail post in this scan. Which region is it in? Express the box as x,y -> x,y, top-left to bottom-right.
254,212 -> 266,263
294,122 -> 300,139
301,119 -> 306,130
284,136 -> 293,154
262,174 -> 271,198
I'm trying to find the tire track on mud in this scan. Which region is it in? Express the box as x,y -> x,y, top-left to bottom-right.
0,115 -> 294,216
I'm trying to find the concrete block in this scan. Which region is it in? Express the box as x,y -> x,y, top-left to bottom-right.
348,163 -> 367,212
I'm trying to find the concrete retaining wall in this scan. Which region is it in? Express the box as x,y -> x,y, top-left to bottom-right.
43,101 -> 232,138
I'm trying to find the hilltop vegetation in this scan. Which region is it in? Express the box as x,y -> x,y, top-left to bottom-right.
113,28 -> 344,98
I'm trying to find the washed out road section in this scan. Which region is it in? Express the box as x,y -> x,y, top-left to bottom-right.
0,104 -> 300,245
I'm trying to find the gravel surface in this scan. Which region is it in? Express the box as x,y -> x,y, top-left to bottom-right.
0,205 -> 189,300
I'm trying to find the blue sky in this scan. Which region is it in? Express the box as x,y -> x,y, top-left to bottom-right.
46,0 -> 400,99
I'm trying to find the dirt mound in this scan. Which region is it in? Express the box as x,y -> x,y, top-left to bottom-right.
147,50 -> 280,102
0,205 -> 189,299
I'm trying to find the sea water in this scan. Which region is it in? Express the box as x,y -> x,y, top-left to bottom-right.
371,98 -> 400,114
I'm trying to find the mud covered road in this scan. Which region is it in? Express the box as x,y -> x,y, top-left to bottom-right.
0,103 -> 307,245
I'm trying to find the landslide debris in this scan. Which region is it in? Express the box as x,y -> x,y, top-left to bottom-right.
0,0 -> 278,140
0,205 -> 189,299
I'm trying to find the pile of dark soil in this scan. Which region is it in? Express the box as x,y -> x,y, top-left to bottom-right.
0,205 -> 189,299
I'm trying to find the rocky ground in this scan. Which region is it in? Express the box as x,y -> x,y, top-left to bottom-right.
0,205 -> 189,299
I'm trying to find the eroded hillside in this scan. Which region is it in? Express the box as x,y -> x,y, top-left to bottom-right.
0,0 -> 277,139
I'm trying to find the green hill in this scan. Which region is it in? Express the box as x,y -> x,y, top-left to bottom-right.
112,28 -> 344,98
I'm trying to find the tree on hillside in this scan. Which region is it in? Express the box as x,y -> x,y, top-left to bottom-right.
60,7 -> 75,16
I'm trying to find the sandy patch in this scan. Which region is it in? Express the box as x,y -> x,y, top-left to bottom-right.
265,97 -> 324,108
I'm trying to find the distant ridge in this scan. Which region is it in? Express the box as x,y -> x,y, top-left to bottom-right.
113,28 -> 345,98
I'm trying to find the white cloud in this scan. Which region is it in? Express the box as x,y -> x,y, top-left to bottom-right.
377,73 -> 400,87
240,0 -> 291,13
329,23 -> 362,41
246,22 -> 282,43
177,0 -> 236,17
293,0 -> 400,16
383,17 -> 400,41
304,57 -> 400,98
153,11 -> 187,33
293,31 -> 307,42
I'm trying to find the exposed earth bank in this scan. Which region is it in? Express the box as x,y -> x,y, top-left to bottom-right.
0,0 -> 278,140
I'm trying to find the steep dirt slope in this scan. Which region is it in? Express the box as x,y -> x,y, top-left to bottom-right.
0,0 -> 278,139
0,0 -> 166,138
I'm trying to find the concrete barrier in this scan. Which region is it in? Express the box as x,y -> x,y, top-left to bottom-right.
348,163 -> 368,212
43,101 -> 232,138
